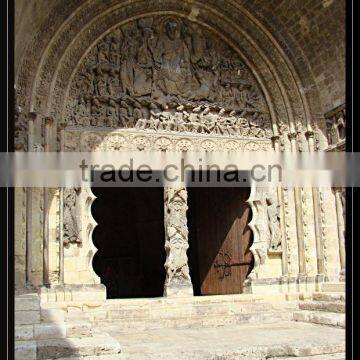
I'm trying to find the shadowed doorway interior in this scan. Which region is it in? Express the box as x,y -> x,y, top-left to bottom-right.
91,185 -> 166,299
188,186 -> 254,296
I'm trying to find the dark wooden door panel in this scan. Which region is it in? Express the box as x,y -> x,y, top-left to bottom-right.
188,187 -> 253,295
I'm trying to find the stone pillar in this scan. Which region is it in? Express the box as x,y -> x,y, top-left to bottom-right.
272,134 -> 288,279
334,188 -> 346,277
58,123 -> 66,284
289,132 -> 306,278
43,117 -> 53,286
163,186 -> 193,297
306,129 -> 325,281
25,112 -> 36,284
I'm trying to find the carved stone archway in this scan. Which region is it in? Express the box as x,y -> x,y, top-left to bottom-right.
16,2 -> 344,295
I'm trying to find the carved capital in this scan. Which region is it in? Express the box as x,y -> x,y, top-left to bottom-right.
28,111 -> 37,121
58,122 -> 67,131
44,116 -> 54,126
305,129 -> 314,139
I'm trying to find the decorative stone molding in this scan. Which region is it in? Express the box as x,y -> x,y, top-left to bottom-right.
63,128 -> 273,152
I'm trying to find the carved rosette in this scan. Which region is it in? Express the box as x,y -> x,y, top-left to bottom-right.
163,187 -> 193,297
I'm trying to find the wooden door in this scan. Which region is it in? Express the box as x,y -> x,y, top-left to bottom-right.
188,187 -> 253,295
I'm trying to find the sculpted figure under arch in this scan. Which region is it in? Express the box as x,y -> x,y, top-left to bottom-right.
67,15 -> 272,138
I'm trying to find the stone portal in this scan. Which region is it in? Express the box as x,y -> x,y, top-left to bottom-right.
91,186 -> 166,298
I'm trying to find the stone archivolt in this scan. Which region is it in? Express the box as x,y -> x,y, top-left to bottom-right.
66,15 -> 272,139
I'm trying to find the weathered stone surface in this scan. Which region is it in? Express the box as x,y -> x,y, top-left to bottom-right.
36,335 -> 121,360
312,292 -> 345,302
65,321 -> 93,338
34,323 -> 67,340
299,301 -> 345,313
271,353 -> 345,360
15,325 -> 34,341
109,321 -> 344,359
83,296 -> 298,331
15,340 -> 36,360
41,308 -> 66,323
321,283 -> 345,293
15,294 -> 40,311
293,310 -> 345,328
15,310 -> 40,325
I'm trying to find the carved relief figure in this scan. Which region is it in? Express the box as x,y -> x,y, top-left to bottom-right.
67,15 -> 272,137
63,188 -> 81,246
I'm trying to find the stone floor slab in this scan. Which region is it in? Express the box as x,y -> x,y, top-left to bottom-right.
105,321 -> 345,359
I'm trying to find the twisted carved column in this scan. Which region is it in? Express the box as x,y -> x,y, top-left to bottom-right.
163,187 -> 193,297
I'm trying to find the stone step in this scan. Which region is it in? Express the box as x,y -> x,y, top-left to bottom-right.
94,310 -> 294,332
321,282 -> 345,293
56,356 -> 122,360
35,334 -> 121,360
271,353 -> 345,360
299,301 -> 345,313
104,300 -> 286,318
293,310 -> 345,328
59,299 -> 298,331
15,321 -> 93,341
312,292 -> 345,302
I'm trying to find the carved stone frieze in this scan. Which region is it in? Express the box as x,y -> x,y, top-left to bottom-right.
63,128 -> 272,152
65,15 -> 272,139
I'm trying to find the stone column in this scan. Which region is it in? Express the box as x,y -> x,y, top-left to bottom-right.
43,116 -> 53,286
25,112 -> 36,284
306,129 -> 325,281
163,186 -> 193,297
289,132 -> 306,278
58,123 -> 66,284
334,188 -> 346,277
272,134 -> 288,279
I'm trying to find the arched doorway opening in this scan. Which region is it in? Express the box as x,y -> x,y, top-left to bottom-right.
91,184 -> 166,298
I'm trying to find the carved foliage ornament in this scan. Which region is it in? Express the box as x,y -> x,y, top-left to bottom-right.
66,16 -> 272,139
